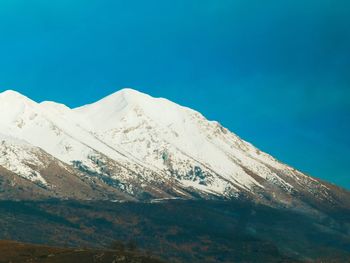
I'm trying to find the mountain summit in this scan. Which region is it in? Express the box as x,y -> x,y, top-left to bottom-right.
0,89 -> 348,209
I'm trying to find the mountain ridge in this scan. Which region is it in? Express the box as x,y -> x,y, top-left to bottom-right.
0,88 -> 349,211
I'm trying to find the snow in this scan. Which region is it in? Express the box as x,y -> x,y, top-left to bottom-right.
0,134 -> 47,185
0,88 -> 303,197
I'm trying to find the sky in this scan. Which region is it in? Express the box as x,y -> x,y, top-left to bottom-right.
0,0 -> 349,188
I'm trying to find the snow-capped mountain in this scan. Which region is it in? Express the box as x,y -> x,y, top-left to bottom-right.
0,89 -> 348,208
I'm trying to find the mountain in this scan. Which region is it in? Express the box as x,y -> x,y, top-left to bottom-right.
1,88 -> 350,262
0,89 -> 349,210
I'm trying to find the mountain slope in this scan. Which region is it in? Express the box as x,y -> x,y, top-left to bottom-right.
0,89 -> 348,209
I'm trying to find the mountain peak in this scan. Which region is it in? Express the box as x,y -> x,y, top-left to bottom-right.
0,89 -> 26,99
117,87 -> 146,96
0,87 -> 345,210
100,88 -> 153,105
0,90 -> 36,110
73,88 -> 150,111
74,88 -> 189,132
0,90 -> 37,106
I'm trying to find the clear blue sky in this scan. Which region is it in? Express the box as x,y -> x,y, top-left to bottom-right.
0,1 -> 349,188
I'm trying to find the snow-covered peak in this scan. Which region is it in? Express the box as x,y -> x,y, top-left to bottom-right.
75,88 -> 151,112
0,89 -> 26,98
0,89 -> 35,104
111,88 -> 152,102
0,90 -> 39,130
0,88 -> 328,203
73,88 -> 185,131
0,90 -> 38,113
